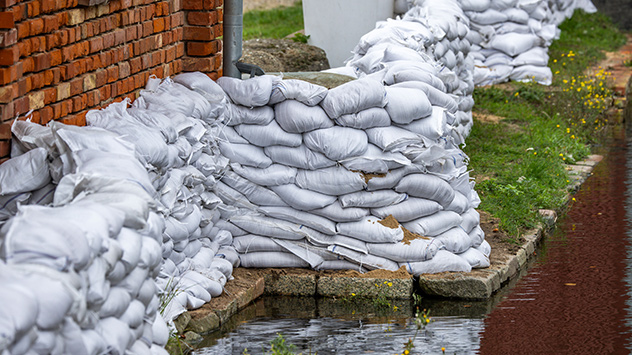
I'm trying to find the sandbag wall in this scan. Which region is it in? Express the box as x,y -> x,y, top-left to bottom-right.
330,0 -> 476,141
461,0 -> 597,85
215,0 -> 491,276
0,72 -> 238,354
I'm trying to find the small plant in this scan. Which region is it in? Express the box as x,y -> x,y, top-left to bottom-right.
399,309 -> 433,355
624,59 -> 632,67
291,33 -> 310,44
373,281 -> 394,309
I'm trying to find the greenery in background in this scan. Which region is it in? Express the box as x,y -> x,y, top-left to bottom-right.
243,1 -> 304,40
466,10 -> 627,237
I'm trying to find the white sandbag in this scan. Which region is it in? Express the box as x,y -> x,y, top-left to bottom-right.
259,206 -> 337,235
218,141 -> 273,168
229,214 -> 307,240
337,216 -> 404,243
307,231 -> 368,254
328,245 -> 399,271
401,250 -> 472,275
273,238 -> 325,268
173,71 -> 227,107
214,181 -> 259,210
269,79 -> 329,106
459,0 -> 491,12
316,260 -> 367,272
220,171 -> 287,206
395,173 -> 456,207
340,144 -> 411,173
234,120 -> 303,147
320,77 -> 387,118
366,165 -> 423,191
0,192 -> 30,221
510,65 -> 552,85
469,225 -> 485,247
53,121 -> 136,157
445,191 -> 471,214
274,100 -> 334,133
0,206 -> 92,270
403,211 -> 463,237
295,166 -> 366,196
230,163 -> 297,186
473,64 -> 512,86
217,246 -> 241,267
489,32 -> 541,56
474,239 -> 491,257
460,208 -> 480,233
510,47 -> 549,66
458,247 -> 490,268
368,237 -> 442,262
117,228 -> 143,273
216,125 -> 249,144
271,184 -> 337,211
465,9 -> 508,25
396,106 -> 448,140
371,197 -> 443,222
151,314 -> 170,347
11,119 -> 56,152
98,287 -> 132,318
335,107 -> 391,129
97,317 -> 134,355
217,75 -> 279,107
239,251 -> 310,268
233,234 -> 286,253
366,126 -> 422,152
226,104 -> 275,126
264,145 -> 336,170
310,200 -> 369,223
0,281 -> 39,346
304,127 -> 368,161
119,300 -> 146,329
392,81 -> 458,113
503,7 -> 529,23
433,226 -> 472,253
340,189 -> 408,208
0,147 -> 50,195
210,257 -> 234,279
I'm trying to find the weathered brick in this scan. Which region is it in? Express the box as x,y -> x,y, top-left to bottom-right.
16,22 -> 29,39
43,14 -> 59,32
183,26 -> 214,41
0,46 -> 17,66
0,65 -> 17,84
39,106 -> 53,124
50,49 -> 62,66
0,122 -> 10,139
153,17 -> 164,33
186,41 -> 217,57
69,77 -> 82,96
29,90 -> 45,110
0,103 -> 14,121
33,52 -> 51,71
0,140 -> 10,158
29,18 -> 44,36
67,9 -> 84,26
187,11 -> 217,26
106,65 -> 118,82
43,86 -> 55,104
118,61 -> 130,78
0,29 -> 18,47
27,1 -> 40,17
142,20 -> 153,37
182,57 -> 213,72
0,83 -> 15,103
56,81 -> 70,100
83,72 -> 96,91
89,37 -> 103,53
13,95 -> 29,114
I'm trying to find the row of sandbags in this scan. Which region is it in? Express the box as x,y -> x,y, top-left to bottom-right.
214,56 -> 491,274
0,73 -> 239,354
1,121 -> 171,355
329,0 -> 476,141
461,0 -> 597,85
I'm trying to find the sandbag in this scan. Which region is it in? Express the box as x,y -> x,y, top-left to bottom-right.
271,184 -> 337,211
295,166 -> 366,196
217,75 -> 279,107
337,216 -> 404,243
339,189 -> 408,208
335,108 -> 391,129
304,127 -> 368,161
367,237 -> 442,262
234,120 -> 302,147
269,79 -> 329,106
0,147 -> 50,195
401,250 -> 472,275
320,77 -> 387,118
273,100 -> 334,133
372,197 -> 443,222
230,163 -> 297,187
264,145 -> 336,170
403,211 -> 463,237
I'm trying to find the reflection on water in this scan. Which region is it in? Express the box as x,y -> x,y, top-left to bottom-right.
197,128 -> 632,355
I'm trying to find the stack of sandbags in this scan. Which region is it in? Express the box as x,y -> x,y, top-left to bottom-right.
1,123 -> 170,355
86,73 -> 238,322
461,0 -> 596,86
328,0 -> 476,141
215,72 -> 491,276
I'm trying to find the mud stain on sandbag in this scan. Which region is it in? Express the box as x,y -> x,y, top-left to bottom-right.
378,214 -> 430,245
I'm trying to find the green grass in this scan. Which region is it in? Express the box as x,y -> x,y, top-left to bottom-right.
243,1 -> 304,40
466,10 -> 627,236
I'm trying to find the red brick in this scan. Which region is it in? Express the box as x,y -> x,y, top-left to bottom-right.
0,122 -> 10,139
186,41 -> 217,57
42,0 -> 57,13
89,37 -> 103,53
0,65 -> 17,84
39,106 -> 53,124
106,65 -> 118,82
33,52 -> 51,71
0,102 -> 14,121
29,18 -> 44,36
129,56 -> 141,74
0,140 -> 10,157
72,94 -> 86,111
43,86 -> 55,104
0,12 -> 14,29
182,0 -> 203,10
16,22 -> 29,39
183,26 -> 214,41
69,77 -> 82,96
27,1 -> 41,17
166,45 -> 176,62
22,57 -> 34,73
86,89 -> 99,106
30,37 -> 46,53
153,17 -> 164,33
102,32 -> 114,48
182,57 -> 213,72
0,46 -> 17,66
13,95 -> 29,114
0,83 -> 15,103
187,11 -> 217,26
43,15 -> 59,32
45,33 -> 60,50
50,49 -> 61,66
0,0 -> 18,9
142,20 -> 153,37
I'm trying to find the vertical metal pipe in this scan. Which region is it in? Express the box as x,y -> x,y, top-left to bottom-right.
223,0 -> 243,78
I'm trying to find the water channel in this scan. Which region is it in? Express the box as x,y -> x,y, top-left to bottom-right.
195,125 -> 632,354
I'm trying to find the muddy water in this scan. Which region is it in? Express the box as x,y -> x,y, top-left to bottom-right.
196,128 -> 632,354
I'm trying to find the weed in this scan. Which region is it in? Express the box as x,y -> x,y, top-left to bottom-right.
291,33 -> 310,44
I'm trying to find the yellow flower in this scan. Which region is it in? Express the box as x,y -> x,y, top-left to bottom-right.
404,351 -> 410,355
559,153 -> 563,157
533,152 -> 537,155
388,282 -> 393,287
384,281 -> 388,284
442,348 -> 446,353
571,135 -> 575,139
393,306 -> 398,311
572,197 -> 576,201
351,293 -> 356,296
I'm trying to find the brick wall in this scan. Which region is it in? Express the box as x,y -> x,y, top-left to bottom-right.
0,0 -> 223,160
